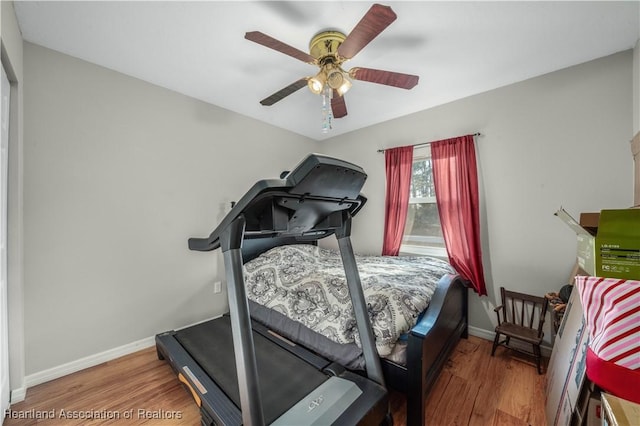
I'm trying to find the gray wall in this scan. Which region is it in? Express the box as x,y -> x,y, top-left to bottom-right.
23,42 -> 318,374
321,51 -> 634,337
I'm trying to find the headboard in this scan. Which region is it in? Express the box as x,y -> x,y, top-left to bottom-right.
241,236 -> 317,264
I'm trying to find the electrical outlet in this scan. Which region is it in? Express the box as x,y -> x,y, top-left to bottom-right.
213,281 -> 222,294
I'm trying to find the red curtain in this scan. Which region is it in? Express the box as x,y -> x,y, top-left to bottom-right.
382,145 -> 414,256
431,135 -> 487,296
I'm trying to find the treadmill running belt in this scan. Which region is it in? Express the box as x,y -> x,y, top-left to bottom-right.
175,316 -> 329,424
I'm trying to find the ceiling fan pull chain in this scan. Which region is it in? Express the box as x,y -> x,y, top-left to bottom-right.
321,85 -> 333,133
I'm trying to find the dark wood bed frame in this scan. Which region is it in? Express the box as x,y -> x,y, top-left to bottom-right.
386,273 -> 468,425
242,237 -> 469,426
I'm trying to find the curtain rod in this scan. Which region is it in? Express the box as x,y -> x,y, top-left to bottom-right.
376,132 -> 481,153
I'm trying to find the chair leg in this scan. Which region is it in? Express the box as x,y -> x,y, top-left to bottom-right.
491,333 -> 500,356
534,344 -> 542,374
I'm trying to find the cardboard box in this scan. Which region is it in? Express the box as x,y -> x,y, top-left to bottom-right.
579,212 -> 600,235
586,394 -> 602,426
556,208 -> 598,275
555,208 -> 640,280
601,392 -> 640,426
546,288 -> 590,426
596,209 -> 640,279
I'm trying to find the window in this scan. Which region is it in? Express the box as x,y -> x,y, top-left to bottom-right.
400,147 -> 447,257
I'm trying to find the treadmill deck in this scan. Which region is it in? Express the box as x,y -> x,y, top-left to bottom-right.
174,316 -> 328,424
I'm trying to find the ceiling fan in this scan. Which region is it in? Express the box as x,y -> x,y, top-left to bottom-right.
245,3 -> 419,122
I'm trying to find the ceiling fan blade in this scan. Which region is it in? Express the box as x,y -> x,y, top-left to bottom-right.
245,31 -> 316,64
260,78 -> 308,106
331,91 -> 348,118
337,4 -> 397,59
350,67 -> 419,90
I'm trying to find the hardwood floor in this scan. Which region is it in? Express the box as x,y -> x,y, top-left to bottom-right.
5,335 -> 547,425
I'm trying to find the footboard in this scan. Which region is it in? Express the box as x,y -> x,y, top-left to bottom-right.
406,274 -> 469,426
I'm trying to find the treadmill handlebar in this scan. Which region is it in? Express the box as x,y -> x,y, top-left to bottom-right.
188,236 -> 220,252
188,154 -> 368,252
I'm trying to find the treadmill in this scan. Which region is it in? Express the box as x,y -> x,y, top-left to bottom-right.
156,154 -> 390,425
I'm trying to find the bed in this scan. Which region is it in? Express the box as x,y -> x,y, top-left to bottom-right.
241,238 -> 469,426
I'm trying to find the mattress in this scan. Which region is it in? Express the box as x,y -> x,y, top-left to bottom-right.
244,244 -> 455,368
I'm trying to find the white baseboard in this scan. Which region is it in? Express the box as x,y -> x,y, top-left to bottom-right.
467,325 -> 496,341
468,325 -> 553,357
10,387 -> 26,404
23,336 -> 156,390
15,315 -> 222,402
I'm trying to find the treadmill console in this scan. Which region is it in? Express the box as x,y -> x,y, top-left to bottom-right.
189,154 -> 368,251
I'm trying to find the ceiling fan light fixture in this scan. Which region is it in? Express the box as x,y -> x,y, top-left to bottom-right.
325,65 -> 352,96
307,71 -> 326,95
326,69 -> 343,90
336,75 -> 352,96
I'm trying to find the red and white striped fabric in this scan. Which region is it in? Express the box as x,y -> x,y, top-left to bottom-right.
575,276 -> 640,403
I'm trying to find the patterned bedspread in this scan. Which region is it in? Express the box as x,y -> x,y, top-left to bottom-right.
243,244 -> 455,357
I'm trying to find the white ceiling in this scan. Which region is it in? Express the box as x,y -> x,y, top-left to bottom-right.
13,1 -> 640,141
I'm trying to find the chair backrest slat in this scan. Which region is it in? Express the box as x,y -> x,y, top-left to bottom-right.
499,287 -> 548,338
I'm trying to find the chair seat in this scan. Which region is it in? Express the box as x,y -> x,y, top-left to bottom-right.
492,287 -> 548,374
495,322 -> 543,344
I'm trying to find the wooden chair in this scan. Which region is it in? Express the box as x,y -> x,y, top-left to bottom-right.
491,287 -> 548,374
